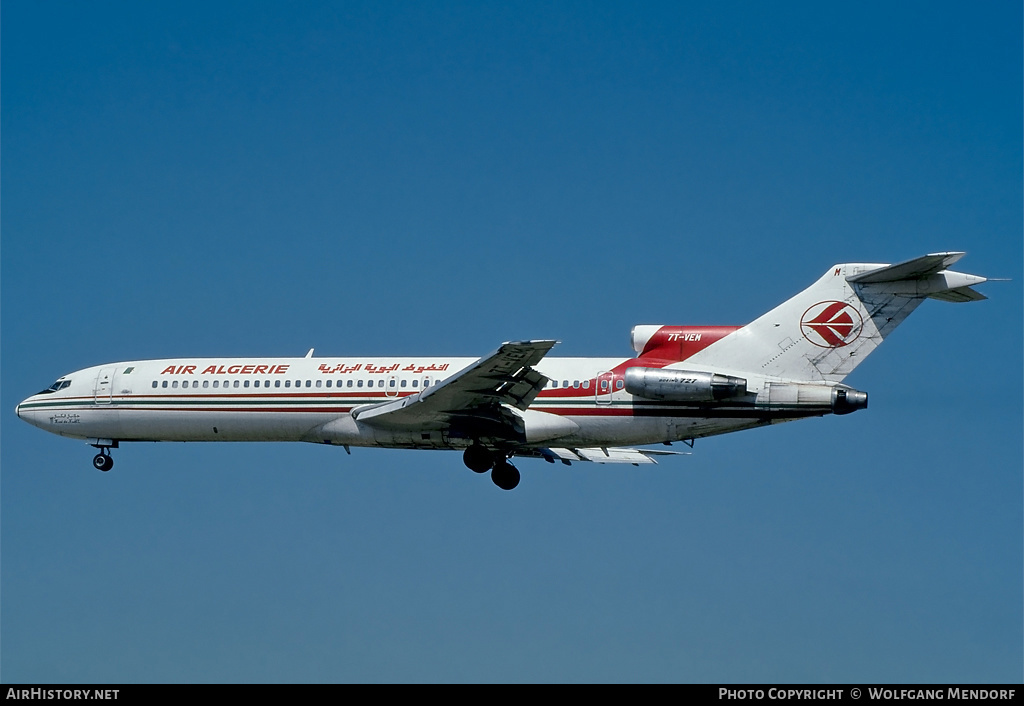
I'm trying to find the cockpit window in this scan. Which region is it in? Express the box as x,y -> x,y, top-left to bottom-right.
38,379 -> 71,395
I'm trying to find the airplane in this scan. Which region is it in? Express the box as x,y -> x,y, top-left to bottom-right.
16,252 -> 989,491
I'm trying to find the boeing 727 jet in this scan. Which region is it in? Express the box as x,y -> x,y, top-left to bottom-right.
16,252 -> 989,490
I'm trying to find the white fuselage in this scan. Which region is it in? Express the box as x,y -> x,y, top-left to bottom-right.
16,355 -> 792,452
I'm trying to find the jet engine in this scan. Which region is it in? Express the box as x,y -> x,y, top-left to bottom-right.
624,367 -> 748,402
830,387 -> 868,415
758,383 -> 868,415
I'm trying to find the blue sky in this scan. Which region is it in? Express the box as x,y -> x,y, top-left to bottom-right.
3,1 -> 1021,683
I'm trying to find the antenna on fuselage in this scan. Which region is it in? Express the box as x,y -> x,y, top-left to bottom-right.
305,348 -> 314,358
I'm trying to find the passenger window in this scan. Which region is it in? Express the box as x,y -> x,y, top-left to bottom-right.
305,380 -> 311,388
172,381 -> 179,388
316,380 -> 322,388
357,380 -> 363,388
347,380 -> 353,388
203,380 -> 209,388
615,380 -> 624,390
412,380 -> 418,388
401,379 -> 407,387
326,380 -> 332,388
162,381 -> 168,388
583,380 -> 590,389
562,380 -> 569,388
254,380 -> 260,388
244,380 -> 250,388
213,381 -> 219,388
152,381 -> 158,388
275,380 -> 281,388
389,379 -> 396,388
233,380 -> 240,388
285,380 -> 291,388
600,380 -> 608,391
572,380 -> 580,389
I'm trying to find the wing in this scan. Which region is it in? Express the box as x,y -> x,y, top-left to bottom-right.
519,446 -> 691,466
350,340 -> 557,439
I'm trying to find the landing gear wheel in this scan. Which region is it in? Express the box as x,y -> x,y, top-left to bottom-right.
464,446 -> 495,473
463,445 -> 494,474
490,461 -> 520,491
93,453 -> 114,472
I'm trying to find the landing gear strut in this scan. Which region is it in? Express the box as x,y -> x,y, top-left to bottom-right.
92,449 -> 114,472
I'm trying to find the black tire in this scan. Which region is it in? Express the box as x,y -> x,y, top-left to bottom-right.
490,461 -> 520,491
463,445 -> 494,473
93,454 -> 113,472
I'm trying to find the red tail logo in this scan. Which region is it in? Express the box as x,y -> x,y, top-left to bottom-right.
800,301 -> 863,348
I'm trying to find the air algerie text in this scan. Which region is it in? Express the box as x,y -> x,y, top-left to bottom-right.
160,365 -> 291,375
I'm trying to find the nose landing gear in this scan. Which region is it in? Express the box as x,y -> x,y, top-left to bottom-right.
89,439 -> 117,472
92,450 -> 114,472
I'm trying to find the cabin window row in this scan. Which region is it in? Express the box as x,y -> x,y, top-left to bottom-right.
151,378 -> 435,390
149,377 -> 626,391
546,379 -> 626,390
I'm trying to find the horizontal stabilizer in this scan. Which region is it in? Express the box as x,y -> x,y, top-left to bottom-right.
846,252 -> 965,283
928,286 -> 988,303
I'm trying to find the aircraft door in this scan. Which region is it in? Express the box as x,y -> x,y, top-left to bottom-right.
596,371 -> 615,405
94,366 -> 117,404
386,375 -> 399,398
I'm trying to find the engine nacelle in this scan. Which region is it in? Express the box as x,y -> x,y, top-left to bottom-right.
624,367 -> 748,402
759,383 -> 868,415
630,325 -> 665,355
831,387 -> 868,415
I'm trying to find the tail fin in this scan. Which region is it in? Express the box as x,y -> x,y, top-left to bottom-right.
685,252 -> 988,383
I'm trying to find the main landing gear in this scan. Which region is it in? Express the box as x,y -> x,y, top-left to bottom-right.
463,445 -> 520,491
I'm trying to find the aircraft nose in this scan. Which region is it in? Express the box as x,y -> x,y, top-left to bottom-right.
15,397 -> 34,421
16,396 -> 46,429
